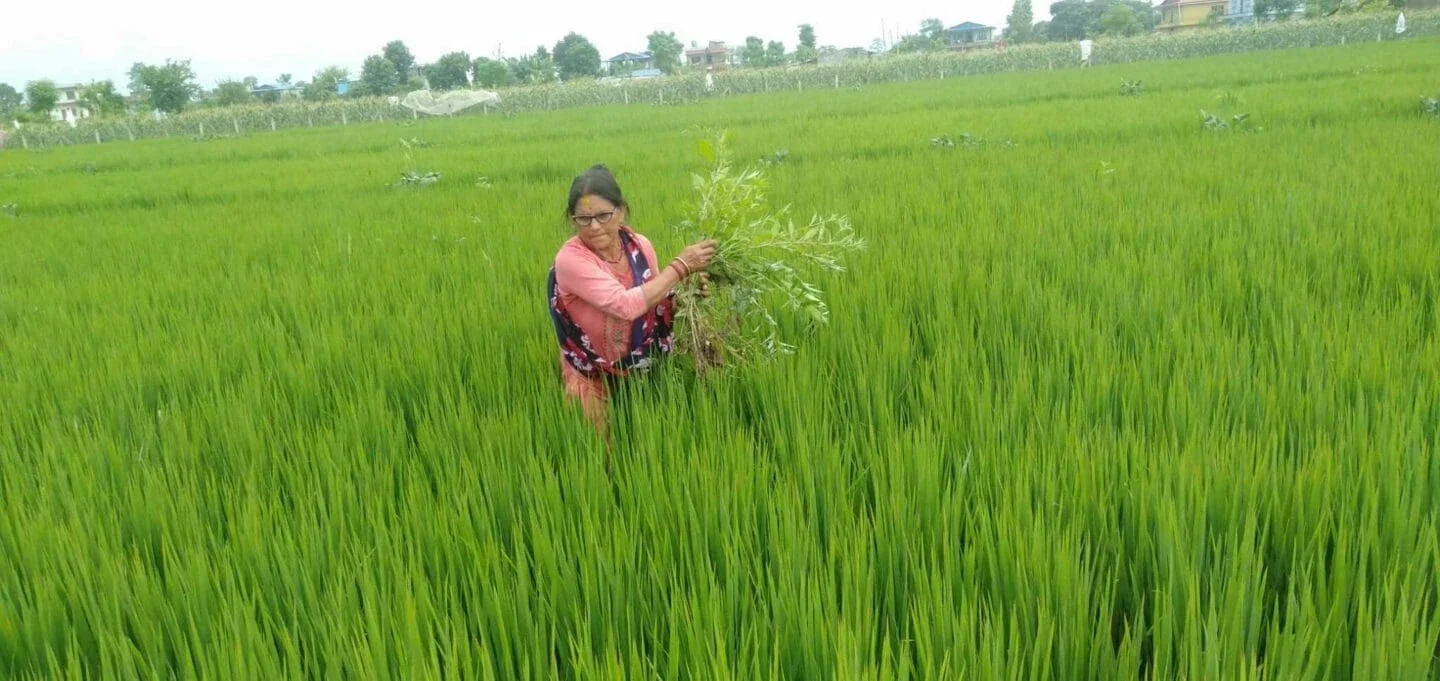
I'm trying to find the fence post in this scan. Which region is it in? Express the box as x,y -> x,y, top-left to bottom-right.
199,121 -> 205,136
798,78 -> 803,92
308,115 -> 313,127
20,135 -> 27,150
624,89 -> 629,104
834,74 -> 839,89
233,117 -> 240,134
342,110 -> 348,126
127,125 -> 135,141
95,130 -> 102,144
270,117 -> 276,132
412,109 -> 418,119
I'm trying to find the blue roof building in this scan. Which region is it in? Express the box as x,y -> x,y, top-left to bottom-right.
946,21 -> 997,48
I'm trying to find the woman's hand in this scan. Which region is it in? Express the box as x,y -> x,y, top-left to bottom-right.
676,240 -> 717,275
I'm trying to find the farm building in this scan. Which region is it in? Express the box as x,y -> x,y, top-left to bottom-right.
49,84 -> 92,125
1157,0 -> 1231,29
946,22 -> 997,49
606,51 -> 655,73
685,42 -> 731,69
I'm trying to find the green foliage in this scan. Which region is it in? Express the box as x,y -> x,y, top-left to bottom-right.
1102,4 -> 1145,35
5,11 -> 1440,149
383,40 -> 416,82
647,31 -> 685,74
1120,79 -> 1146,95
1008,0 -> 1038,41
0,38 -> 1439,679
24,80 -> 58,115
302,66 -> 347,102
359,54 -> 401,96
471,57 -> 512,89
796,24 -> 819,64
0,83 -> 21,117
128,59 -> 201,113
211,80 -> 254,107
426,52 -> 472,91
1421,94 -> 1439,116
670,129 -> 863,371
895,19 -> 948,53
1049,0 -> 1157,39
553,33 -> 601,81
765,40 -> 787,65
741,36 -> 766,66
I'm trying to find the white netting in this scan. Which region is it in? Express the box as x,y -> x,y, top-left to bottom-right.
399,89 -> 501,116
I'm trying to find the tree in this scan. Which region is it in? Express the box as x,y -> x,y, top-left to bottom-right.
553,33 -> 601,81
920,18 -> 947,43
647,31 -> 684,74
359,54 -> 400,95
79,80 -> 127,117
1100,4 -> 1143,34
1006,0 -> 1036,42
742,36 -> 766,66
794,24 -> 819,63
383,41 -> 416,82
472,57 -> 512,88
242,76 -> 259,90
765,41 -> 787,65
212,80 -> 253,106
1031,20 -> 1052,41
0,83 -> 22,118
426,51 -> 472,90
1256,0 -> 1302,18
129,60 -> 201,113
25,80 -> 59,116
302,66 -> 347,101
277,73 -> 293,86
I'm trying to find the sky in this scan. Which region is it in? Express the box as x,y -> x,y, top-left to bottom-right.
0,0 -> 1044,92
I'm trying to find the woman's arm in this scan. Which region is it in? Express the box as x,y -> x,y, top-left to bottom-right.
555,253 -> 686,322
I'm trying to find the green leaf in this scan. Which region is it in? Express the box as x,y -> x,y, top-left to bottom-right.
697,139 -> 716,165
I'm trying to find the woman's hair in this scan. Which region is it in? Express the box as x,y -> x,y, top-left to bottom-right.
565,164 -> 628,218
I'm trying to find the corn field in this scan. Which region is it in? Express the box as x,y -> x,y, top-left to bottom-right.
4,10 -> 1437,151
1,35 -> 1438,680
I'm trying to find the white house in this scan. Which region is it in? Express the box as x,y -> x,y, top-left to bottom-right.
50,84 -> 92,126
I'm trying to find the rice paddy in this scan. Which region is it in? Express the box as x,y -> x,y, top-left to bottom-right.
1,37 -> 1438,679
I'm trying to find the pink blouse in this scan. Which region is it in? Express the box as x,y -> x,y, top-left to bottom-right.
552,231 -> 662,407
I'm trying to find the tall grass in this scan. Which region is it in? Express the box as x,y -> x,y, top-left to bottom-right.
1,37 -> 1438,679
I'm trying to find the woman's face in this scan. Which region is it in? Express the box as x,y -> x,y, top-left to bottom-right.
572,194 -> 626,254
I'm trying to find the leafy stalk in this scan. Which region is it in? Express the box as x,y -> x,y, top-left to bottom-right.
669,129 -> 864,374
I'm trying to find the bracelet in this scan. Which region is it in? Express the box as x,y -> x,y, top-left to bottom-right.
671,257 -> 692,278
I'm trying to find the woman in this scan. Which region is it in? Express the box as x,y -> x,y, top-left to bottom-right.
547,164 -> 716,429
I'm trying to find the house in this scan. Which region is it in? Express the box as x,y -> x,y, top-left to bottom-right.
685,41 -> 731,69
1157,0 -> 1230,30
50,84 -> 91,125
606,51 -> 654,73
1221,0 -> 1306,23
946,22 -> 997,49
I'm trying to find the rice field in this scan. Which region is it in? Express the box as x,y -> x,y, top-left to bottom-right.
1,36 -> 1438,680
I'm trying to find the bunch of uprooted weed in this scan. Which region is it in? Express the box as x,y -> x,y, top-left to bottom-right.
669,129 -> 864,375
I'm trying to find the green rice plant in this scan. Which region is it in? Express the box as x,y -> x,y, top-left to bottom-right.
0,35 -> 1437,680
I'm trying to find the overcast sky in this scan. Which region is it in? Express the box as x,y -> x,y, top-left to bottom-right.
0,0 -> 1045,91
